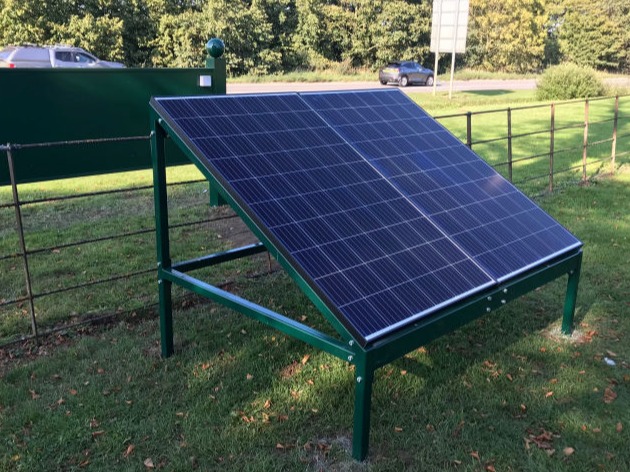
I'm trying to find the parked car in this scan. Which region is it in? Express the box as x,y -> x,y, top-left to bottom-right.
0,45 -> 125,69
379,61 -> 434,87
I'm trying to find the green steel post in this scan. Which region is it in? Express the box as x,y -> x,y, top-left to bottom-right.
209,183 -> 227,207
562,252 -> 582,335
352,352 -> 375,461
205,38 -> 227,203
151,117 -> 174,357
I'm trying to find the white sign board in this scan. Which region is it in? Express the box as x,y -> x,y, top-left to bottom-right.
430,0 -> 469,54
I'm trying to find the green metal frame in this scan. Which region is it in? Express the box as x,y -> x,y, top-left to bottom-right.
150,114 -> 583,461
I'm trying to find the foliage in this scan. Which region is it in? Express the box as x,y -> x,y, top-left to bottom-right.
0,0 -> 630,76
536,63 -> 605,100
556,0 -> 624,70
467,0 -> 547,73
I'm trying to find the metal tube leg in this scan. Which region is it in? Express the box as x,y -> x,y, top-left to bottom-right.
159,278 -> 174,357
352,358 -> 374,461
562,254 -> 582,335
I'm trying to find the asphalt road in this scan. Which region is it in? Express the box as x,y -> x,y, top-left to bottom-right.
227,79 -> 537,95
227,77 -> 630,95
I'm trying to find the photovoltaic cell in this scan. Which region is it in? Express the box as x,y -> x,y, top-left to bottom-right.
151,94 -> 494,344
301,89 -> 582,281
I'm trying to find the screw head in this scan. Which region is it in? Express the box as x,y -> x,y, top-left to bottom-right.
486,307 -> 491,312
347,355 -> 354,362
357,376 -> 363,383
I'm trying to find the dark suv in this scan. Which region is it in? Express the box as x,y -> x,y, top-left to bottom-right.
379,61 -> 434,87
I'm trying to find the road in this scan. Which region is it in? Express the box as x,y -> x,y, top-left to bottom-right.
227,77 -> 630,95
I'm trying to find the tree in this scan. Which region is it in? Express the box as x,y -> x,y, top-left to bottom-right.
556,0 -> 624,70
466,0 -> 547,73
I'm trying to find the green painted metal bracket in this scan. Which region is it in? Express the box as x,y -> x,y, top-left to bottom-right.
173,242 -> 266,273
161,267 -> 355,361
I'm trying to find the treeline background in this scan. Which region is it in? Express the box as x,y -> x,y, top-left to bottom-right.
1,0 -> 628,76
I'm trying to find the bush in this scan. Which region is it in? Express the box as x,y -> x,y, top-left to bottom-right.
536,63 -> 605,100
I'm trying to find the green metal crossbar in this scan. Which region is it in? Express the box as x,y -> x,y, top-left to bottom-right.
150,114 -> 583,461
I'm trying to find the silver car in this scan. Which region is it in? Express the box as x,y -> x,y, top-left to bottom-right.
0,45 -> 125,68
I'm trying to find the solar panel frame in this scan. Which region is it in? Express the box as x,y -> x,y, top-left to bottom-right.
300,89 -> 582,282
150,93 -> 496,345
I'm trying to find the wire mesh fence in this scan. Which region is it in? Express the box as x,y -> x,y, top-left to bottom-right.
1,95 -> 629,346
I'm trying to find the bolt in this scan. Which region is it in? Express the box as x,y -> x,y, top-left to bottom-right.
503,288 -> 508,294
347,355 -> 354,363
349,340 -> 354,347
357,376 -> 363,383
158,280 -> 162,285
501,299 -> 506,304
570,270 -> 574,275
487,296 -> 492,302
486,307 -> 491,313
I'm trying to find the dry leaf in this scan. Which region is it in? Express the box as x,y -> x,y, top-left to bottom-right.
276,443 -> 285,449
29,390 -> 39,400
144,458 -> 155,468
606,350 -> 617,357
545,391 -> 554,398
91,431 -> 105,439
604,387 -> 617,404
616,422 -> 623,433
123,444 -> 135,458
400,370 -> 407,376
563,447 -> 575,456
506,373 -> 513,381
394,426 -> 403,432
301,354 -> 310,365
470,451 -> 480,461
485,464 -> 496,472
246,373 -> 254,381
263,399 -> 271,409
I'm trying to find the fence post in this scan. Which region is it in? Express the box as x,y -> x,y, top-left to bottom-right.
582,99 -> 589,183
466,112 -> 472,149
507,107 -> 513,182
611,96 -> 619,174
549,103 -> 555,193
6,145 -> 39,342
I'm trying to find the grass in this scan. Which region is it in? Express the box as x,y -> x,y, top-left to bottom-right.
1,165 -> 629,471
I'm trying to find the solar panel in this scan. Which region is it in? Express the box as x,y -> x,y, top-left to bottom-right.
152,94 -> 495,344
301,89 -> 582,281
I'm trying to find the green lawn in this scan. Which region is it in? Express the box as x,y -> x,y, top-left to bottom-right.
1,165 -> 629,471
1,88 -> 629,470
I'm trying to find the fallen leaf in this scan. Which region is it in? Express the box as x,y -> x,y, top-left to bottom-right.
606,350 -> 617,357
144,458 -> 155,468
263,399 -> 271,409
549,378 -> 558,384
593,428 -> 601,433
394,426 -> 403,432
123,444 -> 135,458
485,464 -> 496,472
616,422 -> 623,433
545,391 -> 554,398
604,387 -> 617,404
276,443 -> 285,449
69,389 -> 78,396
400,370 -> 407,375
246,373 -> 254,381
470,451 -> 480,461
91,431 -> 105,439
29,390 -> 39,400
563,447 -> 575,456
301,354 -> 310,365
79,460 -> 90,467
506,373 -> 513,381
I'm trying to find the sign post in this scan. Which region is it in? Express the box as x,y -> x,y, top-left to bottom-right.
430,0 -> 469,98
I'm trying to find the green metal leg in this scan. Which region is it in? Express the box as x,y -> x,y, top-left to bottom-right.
151,117 -> 174,357
352,355 -> 375,461
159,278 -> 174,357
562,253 -> 582,335
209,184 -> 227,207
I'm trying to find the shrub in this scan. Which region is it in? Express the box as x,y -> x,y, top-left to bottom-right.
536,63 -> 605,100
